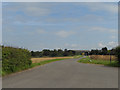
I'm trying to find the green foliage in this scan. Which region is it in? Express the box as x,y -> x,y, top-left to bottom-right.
78,56 -> 119,67
115,46 -> 120,63
2,46 -> 32,75
73,55 -> 83,58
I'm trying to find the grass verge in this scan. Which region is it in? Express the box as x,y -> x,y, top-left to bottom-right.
73,55 -> 83,58
78,56 -> 120,67
30,58 -> 69,68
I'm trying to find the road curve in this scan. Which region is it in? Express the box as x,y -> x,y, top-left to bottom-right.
3,57 -> 118,88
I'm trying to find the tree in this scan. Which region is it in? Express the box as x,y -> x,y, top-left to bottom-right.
68,50 -> 74,56
102,47 -> 108,55
57,49 -> 64,56
115,46 -> 120,63
90,49 -> 100,55
110,48 -> 116,55
31,51 -> 34,56
42,49 -> 50,56
50,49 -> 58,57
63,49 -> 68,56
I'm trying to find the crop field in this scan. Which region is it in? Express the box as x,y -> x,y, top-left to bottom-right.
89,55 -> 117,61
31,56 -> 74,63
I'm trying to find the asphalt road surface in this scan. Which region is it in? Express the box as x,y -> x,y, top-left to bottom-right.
3,57 -> 118,88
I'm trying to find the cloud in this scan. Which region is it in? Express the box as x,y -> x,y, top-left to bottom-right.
79,3 -> 118,14
111,36 -> 116,39
98,42 -> 106,48
45,14 -> 104,24
2,2 -> 118,51
98,41 -> 118,48
90,27 -> 117,33
107,41 -> 118,47
55,30 -> 75,38
71,44 -> 78,48
64,43 -> 79,49
24,7 -> 51,16
3,3 -> 117,27
3,3 -> 51,17
64,43 -> 78,48
36,29 -> 46,34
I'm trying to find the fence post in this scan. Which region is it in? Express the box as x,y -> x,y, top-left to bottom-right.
108,50 -> 111,64
109,51 -> 111,64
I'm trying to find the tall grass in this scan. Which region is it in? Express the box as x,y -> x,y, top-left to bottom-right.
89,55 -> 117,61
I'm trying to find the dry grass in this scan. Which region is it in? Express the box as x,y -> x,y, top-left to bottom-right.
31,57 -> 74,63
89,55 -> 117,61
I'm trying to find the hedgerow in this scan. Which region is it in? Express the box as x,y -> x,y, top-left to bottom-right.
2,46 -> 32,75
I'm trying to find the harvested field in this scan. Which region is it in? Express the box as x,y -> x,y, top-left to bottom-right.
89,55 -> 117,61
31,57 -> 74,63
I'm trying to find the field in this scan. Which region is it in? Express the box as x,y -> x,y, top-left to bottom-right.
89,55 -> 117,61
31,56 -> 74,63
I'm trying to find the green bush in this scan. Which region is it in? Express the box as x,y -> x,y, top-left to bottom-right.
115,46 -> 120,63
2,46 -> 32,75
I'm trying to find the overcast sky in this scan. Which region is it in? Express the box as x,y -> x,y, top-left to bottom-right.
3,2 -> 118,51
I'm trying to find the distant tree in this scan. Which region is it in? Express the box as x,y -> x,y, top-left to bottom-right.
110,48 -> 116,55
101,47 -> 108,55
31,51 -> 42,57
63,49 -> 68,56
68,50 -> 74,56
42,49 -> 50,56
102,47 -> 107,51
57,49 -> 64,56
50,49 -> 58,57
71,51 -> 76,55
90,49 -> 100,55
31,51 -> 34,56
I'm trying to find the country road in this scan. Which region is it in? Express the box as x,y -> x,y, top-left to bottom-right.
3,57 -> 118,88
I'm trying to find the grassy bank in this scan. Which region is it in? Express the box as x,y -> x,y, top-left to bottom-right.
78,56 -> 120,67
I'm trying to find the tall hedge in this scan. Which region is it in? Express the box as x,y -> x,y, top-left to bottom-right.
2,46 -> 32,74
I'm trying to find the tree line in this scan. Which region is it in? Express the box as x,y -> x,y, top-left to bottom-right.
31,49 -> 83,57
31,46 -> 119,57
89,47 -> 116,55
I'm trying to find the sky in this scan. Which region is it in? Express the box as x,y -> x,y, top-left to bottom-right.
2,2 -> 118,51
